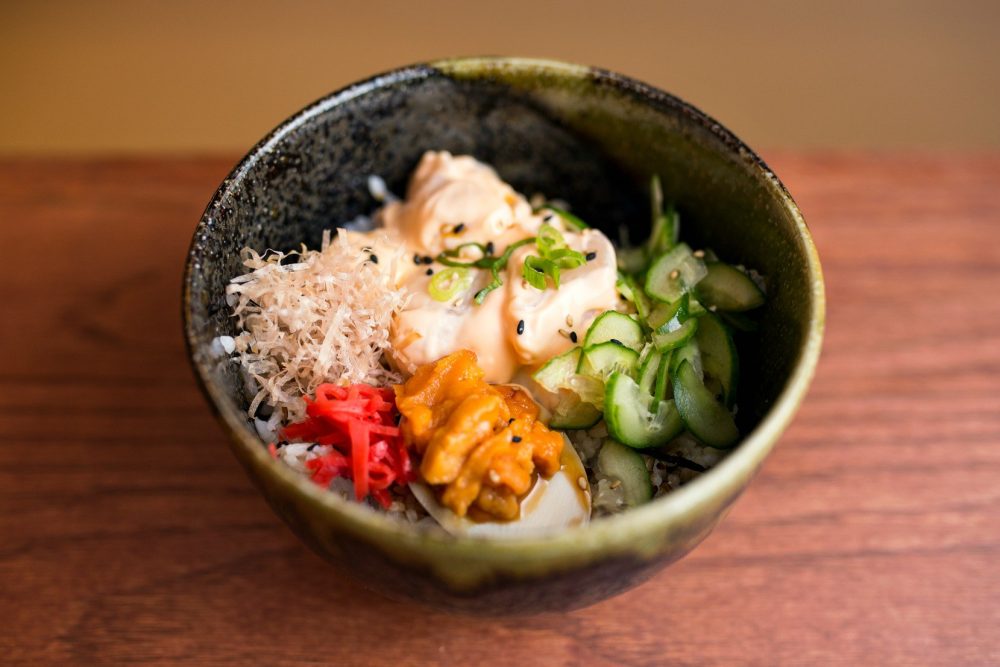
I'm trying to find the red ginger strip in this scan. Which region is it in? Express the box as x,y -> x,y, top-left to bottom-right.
277,383 -> 412,508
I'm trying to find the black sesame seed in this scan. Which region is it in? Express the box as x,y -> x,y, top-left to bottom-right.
543,214 -> 554,222
362,246 -> 372,253
422,255 -> 433,264
425,268 -> 433,276
516,319 -> 525,335
414,253 -> 422,264
369,253 -> 379,264
485,241 -> 495,255
453,223 -> 466,234
570,331 -> 578,343
508,417 -> 516,424
585,251 -> 597,261
511,436 -> 523,443
307,443 -> 317,452
610,338 -> 623,346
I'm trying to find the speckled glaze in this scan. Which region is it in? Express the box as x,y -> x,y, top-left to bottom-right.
183,57 -> 824,614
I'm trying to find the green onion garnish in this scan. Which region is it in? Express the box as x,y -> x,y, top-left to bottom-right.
520,223 -> 588,291
428,266 -> 473,302
535,204 -> 589,230
436,242 -> 494,268
472,237 -> 536,304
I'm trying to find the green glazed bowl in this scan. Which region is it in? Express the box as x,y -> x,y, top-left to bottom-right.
183,57 -> 824,614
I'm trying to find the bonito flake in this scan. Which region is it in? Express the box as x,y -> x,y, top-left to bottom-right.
226,228 -> 409,422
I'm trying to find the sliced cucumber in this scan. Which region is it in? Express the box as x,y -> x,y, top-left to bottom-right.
583,311 -> 644,352
648,296 -> 704,328
696,312 -> 739,406
652,319 -> 698,352
620,273 -> 652,325
647,174 -> 679,257
637,347 -> 663,395
648,208 -> 679,258
696,262 -> 765,312
605,372 -> 684,449
644,243 -> 707,303
617,247 -> 648,275
653,350 -> 672,403
597,439 -> 652,507
687,296 -> 707,317
672,360 -> 739,448
577,342 -> 639,381
651,294 -> 698,352
647,293 -> 685,329
549,391 -> 602,429
532,346 -> 581,393
719,310 -> 759,332
670,339 -> 703,382
645,302 -> 673,330
567,373 -> 606,408
616,270 -> 636,302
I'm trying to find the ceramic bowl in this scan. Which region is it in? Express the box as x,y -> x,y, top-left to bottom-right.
183,57 -> 824,614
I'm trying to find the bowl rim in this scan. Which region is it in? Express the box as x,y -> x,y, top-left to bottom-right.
182,55 -> 825,562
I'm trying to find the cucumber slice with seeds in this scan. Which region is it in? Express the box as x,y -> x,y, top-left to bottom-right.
696,312 -> 739,406
651,294 -> 699,352
696,262 -> 765,312
652,319 -> 698,352
672,360 -> 739,448
605,372 -> 684,449
549,392 -> 602,430
647,174 -> 679,257
645,243 -> 707,303
637,347 -> 663,395
583,311 -> 644,352
577,342 -> 639,381
597,439 -> 652,507
648,297 -> 704,327
621,273 -> 653,325
532,346 -> 581,393
670,340 -> 703,382
653,350 -> 672,403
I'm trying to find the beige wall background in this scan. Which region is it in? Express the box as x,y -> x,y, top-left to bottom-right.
2,0 -> 998,154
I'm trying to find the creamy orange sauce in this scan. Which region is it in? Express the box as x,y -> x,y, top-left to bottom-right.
377,151 -> 620,383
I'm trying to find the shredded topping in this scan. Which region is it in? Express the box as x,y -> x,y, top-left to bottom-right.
227,229 -> 409,421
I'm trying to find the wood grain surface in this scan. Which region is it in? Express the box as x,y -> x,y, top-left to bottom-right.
2,154 -> 998,666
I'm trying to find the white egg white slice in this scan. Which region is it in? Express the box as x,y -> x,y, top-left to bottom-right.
410,433 -> 591,538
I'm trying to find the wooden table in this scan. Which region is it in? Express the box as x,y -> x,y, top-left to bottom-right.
3,155 -> 998,665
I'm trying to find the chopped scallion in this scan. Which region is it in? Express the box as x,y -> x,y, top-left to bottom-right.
428,267 -> 473,302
